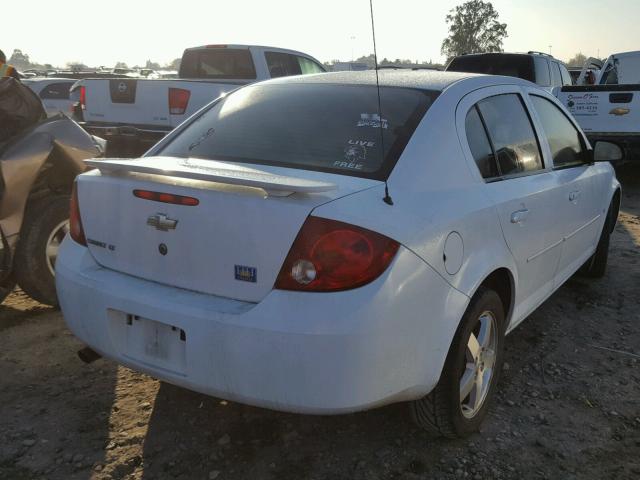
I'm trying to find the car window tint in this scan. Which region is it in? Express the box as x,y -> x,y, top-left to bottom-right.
530,95 -> 585,168
533,57 -> 550,86
39,82 -> 73,100
265,52 -> 302,78
602,66 -> 619,85
447,54 -> 535,82
477,94 -> 543,176
465,106 -> 499,179
159,84 -> 437,180
550,62 -> 562,86
180,49 -> 257,80
297,56 -> 325,75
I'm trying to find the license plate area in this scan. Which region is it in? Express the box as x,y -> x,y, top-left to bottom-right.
108,310 -> 187,375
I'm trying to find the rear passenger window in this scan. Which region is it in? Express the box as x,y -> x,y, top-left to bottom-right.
465,107 -> 499,179
550,62 -> 562,87
297,56 -> 325,74
476,94 -> 543,176
533,57 -> 550,86
559,64 -> 573,85
265,52 -> 325,78
265,52 -> 302,78
530,95 -> 586,168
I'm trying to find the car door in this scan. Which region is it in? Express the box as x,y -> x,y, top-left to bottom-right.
526,91 -> 604,284
457,86 -> 565,321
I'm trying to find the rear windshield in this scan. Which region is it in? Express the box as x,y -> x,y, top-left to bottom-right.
158,83 -> 437,180
179,49 -> 257,80
447,55 -> 535,82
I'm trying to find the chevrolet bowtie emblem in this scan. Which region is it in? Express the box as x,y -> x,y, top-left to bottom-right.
147,213 -> 178,231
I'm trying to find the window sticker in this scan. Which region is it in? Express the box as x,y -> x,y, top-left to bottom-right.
336,139 -> 376,170
357,113 -> 388,129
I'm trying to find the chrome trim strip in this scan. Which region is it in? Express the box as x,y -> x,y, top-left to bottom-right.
564,214 -> 601,241
527,238 -> 563,263
527,214 -> 601,263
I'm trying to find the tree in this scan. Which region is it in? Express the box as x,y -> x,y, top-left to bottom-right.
145,59 -> 161,70
8,49 -> 31,69
114,61 -> 128,69
566,52 -> 587,67
441,0 -> 507,60
66,61 -> 88,71
165,58 -> 181,71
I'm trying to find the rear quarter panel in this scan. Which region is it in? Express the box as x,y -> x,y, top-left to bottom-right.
312,81 -> 517,309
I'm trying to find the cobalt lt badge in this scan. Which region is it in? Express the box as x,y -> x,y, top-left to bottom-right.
235,265 -> 257,283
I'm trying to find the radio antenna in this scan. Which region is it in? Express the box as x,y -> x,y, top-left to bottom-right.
369,0 -> 393,205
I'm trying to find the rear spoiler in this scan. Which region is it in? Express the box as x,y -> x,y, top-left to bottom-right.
85,157 -> 337,197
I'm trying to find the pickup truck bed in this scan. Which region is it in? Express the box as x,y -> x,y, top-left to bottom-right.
78,78 -> 246,154
75,45 -> 326,156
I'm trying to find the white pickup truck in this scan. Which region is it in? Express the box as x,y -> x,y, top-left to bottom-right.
73,45 -> 326,155
557,51 -> 640,162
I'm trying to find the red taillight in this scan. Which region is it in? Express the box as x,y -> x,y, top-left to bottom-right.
133,189 -> 199,206
275,217 -> 399,292
168,88 -> 190,115
70,182 -> 86,246
79,86 -> 86,110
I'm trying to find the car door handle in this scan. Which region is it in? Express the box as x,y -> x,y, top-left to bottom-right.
510,209 -> 529,224
569,190 -> 581,202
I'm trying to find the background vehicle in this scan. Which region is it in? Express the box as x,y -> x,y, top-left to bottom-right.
58,71 -> 621,438
0,116 -> 104,305
0,77 -> 105,305
24,78 -> 75,117
558,51 -> 640,163
446,51 -> 573,93
73,44 -> 326,156
139,69 -> 159,79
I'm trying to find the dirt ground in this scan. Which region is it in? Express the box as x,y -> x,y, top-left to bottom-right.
1,170 -> 639,480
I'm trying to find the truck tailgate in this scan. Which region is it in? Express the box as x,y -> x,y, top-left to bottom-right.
558,85 -> 640,134
82,79 -> 247,129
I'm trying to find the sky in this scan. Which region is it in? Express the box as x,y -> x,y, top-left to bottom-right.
4,0 -> 640,68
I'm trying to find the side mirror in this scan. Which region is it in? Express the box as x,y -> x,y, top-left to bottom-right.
590,140 -> 624,163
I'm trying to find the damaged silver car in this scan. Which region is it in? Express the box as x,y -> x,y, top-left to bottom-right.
0,77 -> 105,305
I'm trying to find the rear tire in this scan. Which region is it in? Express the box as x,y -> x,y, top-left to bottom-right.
580,202 -> 615,278
410,287 -> 506,438
14,195 -> 70,306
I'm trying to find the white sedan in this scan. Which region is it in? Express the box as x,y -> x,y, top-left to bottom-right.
56,71 -> 621,438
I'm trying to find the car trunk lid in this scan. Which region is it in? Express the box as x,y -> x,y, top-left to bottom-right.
77,156 -> 379,302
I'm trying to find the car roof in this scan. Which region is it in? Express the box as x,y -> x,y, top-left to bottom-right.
261,70 -> 484,92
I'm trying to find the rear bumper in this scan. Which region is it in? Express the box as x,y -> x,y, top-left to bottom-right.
56,239 -> 469,414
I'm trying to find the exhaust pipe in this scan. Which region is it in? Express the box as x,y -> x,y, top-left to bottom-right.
78,346 -> 101,364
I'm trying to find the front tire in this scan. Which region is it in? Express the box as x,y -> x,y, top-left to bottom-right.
14,195 -> 70,306
410,287 -> 506,438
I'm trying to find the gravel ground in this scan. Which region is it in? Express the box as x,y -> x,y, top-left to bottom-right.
1,170 -> 639,480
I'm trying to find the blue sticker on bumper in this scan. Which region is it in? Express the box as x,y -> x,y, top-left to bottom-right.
235,265 -> 257,283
